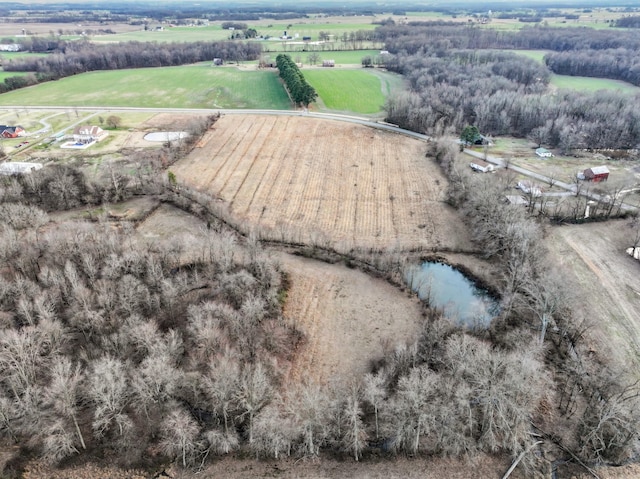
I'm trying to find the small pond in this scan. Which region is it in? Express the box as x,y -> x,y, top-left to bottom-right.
405,262 -> 500,328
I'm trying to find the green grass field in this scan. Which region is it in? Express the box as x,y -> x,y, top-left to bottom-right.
91,26 -> 229,43
550,74 -> 640,93
512,50 -> 548,63
0,65 -> 291,109
0,71 -> 28,81
304,68 -> 389,114
1,52 -> 48,61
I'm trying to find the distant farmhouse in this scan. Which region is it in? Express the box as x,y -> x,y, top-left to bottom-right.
535,147 -> 553,158
0,125 -> 25,138
578,166 -> 609,182
73,125 -> 108,144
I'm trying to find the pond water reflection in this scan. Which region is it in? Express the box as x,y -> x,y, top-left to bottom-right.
405,262 -> 499,328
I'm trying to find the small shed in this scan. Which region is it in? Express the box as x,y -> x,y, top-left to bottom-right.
582,166 -> 609,182
469,159 -> 494,173
535,147 -> 553,158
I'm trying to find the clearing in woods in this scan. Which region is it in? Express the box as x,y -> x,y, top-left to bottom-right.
134,204 -> 425,386
171,114 -> 470,252
547,220 -> 640,373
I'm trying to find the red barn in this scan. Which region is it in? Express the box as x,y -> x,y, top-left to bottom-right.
582,166 -> 609,182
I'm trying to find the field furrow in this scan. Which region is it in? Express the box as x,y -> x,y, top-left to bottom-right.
201,115 -> 253,192
220,116 -> 271,200
229,117 -> 278,209
244,116 -> 293,218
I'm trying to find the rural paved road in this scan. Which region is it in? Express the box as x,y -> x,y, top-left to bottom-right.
7,105 -> 635,211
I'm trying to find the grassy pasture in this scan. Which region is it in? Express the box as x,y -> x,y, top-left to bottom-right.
91,26 -> 229,43
91,17 -> 378,45
0,71 -> 28,81
0,65 -> 291,109
512,49 -> 548,63
550,74 -> 640,93
1,52 -> 49,61
304,69 -> 387,114
505,49 -> 640,93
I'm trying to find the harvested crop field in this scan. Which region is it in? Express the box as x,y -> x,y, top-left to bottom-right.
171,114 -> 470,252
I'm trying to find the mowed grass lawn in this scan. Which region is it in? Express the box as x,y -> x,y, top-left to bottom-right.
0,65 -> 291,109
304,69 -> 386,114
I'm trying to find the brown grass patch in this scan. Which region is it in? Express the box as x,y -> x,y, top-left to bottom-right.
547,219 -> 640,371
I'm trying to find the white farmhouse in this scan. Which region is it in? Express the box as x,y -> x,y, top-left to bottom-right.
72,125 -> 108,144
469,159 -> 494,173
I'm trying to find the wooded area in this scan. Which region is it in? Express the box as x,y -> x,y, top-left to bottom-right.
380,23 -> 640,150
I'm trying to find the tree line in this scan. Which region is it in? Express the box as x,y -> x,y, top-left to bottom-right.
0,40 -> 262,94
379,26 -> 640,150
376,22 -> 640,53
545,48 -> 640,86
275,54 -> 317,107
615,15 -> 640,28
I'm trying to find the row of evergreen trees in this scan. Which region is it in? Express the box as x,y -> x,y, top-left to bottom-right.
275,54 -> 317,107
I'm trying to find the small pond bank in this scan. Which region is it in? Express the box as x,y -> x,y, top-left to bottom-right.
406,259 -> 500,328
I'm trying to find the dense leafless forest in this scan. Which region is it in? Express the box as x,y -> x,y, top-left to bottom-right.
380,23 -> 640,150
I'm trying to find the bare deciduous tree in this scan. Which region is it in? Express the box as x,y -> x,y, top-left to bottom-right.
88,357 -> 130,439
44,357 -> 86,450
160,408 -> 201,467
363,372 -> 385,439
235,363 -> 273,445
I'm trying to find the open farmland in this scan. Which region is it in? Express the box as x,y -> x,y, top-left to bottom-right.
171,114 -> 471,252
0,65 -> 290,109
304,69 -> 401,114
549,73 -> 640,93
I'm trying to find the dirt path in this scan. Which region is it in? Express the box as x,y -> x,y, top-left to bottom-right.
548,220 -> 640,369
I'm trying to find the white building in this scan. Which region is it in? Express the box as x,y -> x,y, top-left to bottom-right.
469,159 -> 494,173
73,125 -> 108,144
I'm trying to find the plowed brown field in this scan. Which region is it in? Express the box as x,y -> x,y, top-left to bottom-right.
171,115 -> 470,252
